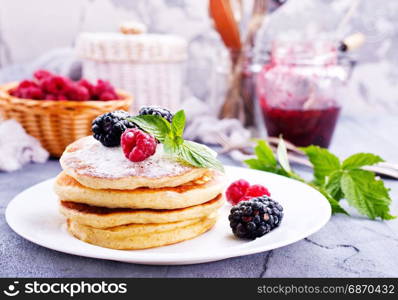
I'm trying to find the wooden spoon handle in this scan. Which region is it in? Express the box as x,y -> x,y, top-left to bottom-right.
209,0 -> 242,51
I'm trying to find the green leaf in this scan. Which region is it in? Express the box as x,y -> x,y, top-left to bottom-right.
178,140 -> 224,172
342,153 -> 384,170
129,115 -> 171,142
301,145 -> 341,184
178,144 -> 201,166
174,136 -> 184,146
163,135 -> 180,155
328,197 -> 350,215
245,139 -> 304,181
171,110 -> 186,138
244,158 -> 270,171
244,140 -> 278,172
325,171 -> 344,201
277,138 -> 291,173
246,138 -> 394,221
317,186 -> 349,215
131,111 -> 223,172
340,169 -> 396,220
254,140 -> 277,166
244,158 -> 290,176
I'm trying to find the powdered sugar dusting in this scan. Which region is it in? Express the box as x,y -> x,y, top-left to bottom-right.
61,136 -> 193,179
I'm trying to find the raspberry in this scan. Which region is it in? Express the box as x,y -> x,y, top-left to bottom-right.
41,76 -> 70,95
77,79 -> 94,97
33,69 -> 53,81
12,71 -> 120,102
44,94 -> 58,100
226,180 -> 271,204
244,185 -> 271,199
92,79 -> 119,100
12,81 -> 43,99
121,128 -> 157,162
94,80 -> 118,97
226,179 -> 250,205
99,91 -> 117,101
9,88 -> 18,97
23,87 -> 44,99
67,84 -> 90,101
56,94 -> 68,100
18,80 -> 38,89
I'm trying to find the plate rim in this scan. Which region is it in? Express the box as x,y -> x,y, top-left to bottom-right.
5,165 -> 331,265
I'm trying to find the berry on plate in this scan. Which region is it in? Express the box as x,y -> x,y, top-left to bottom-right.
240,184 -> 271,201
226,179 -> 250,205
226,180 -> 271,205
228,196 -> 284,240
138,106 -> 173,123
92,111 -> 137,147
121,128 -> 157,162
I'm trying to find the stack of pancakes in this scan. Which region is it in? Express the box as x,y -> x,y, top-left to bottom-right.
54,136 -> 225,250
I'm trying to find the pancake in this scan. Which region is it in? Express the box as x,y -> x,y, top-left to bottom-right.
59,194 -> 224,228
60,136 -> 209,190
54,171 -> 225,209
67,216 -> 217,250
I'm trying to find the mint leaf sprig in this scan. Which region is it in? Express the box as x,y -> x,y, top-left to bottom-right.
245,139 -> 395,220
128,110 -> 224,172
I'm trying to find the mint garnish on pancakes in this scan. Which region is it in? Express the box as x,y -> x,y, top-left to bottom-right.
129,110 -> 224,172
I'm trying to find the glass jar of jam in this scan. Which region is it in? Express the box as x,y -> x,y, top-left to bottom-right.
257,40 -> 351,148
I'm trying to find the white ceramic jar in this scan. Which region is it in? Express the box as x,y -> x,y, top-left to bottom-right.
76,30 -> 187,112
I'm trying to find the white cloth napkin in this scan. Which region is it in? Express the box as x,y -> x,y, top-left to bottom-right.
182,96 -> 251,147
0,119 -> 49,172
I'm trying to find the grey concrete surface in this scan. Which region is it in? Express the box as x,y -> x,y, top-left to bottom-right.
1,115 -> 398,277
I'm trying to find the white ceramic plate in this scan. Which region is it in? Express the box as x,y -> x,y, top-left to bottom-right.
6,166 -> 331,265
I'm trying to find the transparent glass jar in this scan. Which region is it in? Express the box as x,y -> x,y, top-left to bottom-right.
257,40 -> 352,148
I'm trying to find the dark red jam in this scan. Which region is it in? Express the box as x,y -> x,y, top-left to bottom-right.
260,101 -> 340,148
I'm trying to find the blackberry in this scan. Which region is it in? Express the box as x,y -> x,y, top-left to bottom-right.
228,196 -> 284,240
138,106 -> 173,123
92,110 -> 137,147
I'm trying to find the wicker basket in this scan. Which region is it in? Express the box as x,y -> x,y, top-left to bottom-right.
0,82 -> 133,157
76,32 -> 187,112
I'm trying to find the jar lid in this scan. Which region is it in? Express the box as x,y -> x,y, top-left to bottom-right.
76,31 -> 187,63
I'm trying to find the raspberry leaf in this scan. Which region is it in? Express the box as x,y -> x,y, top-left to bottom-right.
129,115 -> 171,142
244,158 -> 273,171
244,140 -> 277,171
342,153 -> 384,170
316,186 -> 349,215
300,145 -> 341,184
340,169 -> 395,220
245,139 -> 303,180
246,139 -> 394,220
254,140 -> 277,166
244,159 -> 291,176
324,171 -> 344,201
